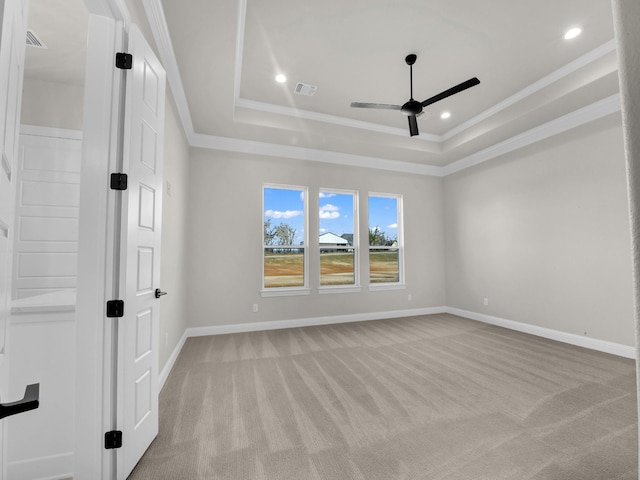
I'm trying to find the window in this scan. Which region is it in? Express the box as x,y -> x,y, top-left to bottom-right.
319,189 -> 358,290
368,193 -> 403,287
263,185 -> 309,294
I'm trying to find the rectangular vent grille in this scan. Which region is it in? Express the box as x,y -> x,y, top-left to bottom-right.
26,29 -> 46,48
294,82 -> 317,96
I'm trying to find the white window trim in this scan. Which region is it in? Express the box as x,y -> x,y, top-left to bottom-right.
368,283 -> 406,292
368,192 -> 405,287
262,184 -> 309,295
318,187 -> 359,291
261,287 -> 311,297
318,285 -> 362,294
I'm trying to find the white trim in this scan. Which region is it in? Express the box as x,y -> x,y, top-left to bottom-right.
441,94 -> 622,176
190,95 -> 622,178
142,0 -> 195,142
368,283 -> 406,292
233,0 -> 248,103
318,286 -> 362,295
231,0 -> 615,143
260,287 -> 311,298
445,307 -> 636,359
192,133 -> 442,176
74,13 -> 123,480
158,329 -> 188,392
186,307 -> 446,337
236,98 -> 441,143
161,305 -> 634,402
441,39 -> 618,141
142,0 -> 620,178
20,125 -> 83,140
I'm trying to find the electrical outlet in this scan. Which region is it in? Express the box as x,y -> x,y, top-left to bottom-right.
407,294 -> 412,301
483,297 -> 489,306
166,180 -> 172,197
253,304 -> 259,313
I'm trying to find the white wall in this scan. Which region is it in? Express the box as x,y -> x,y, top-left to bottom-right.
186,150 -> 446,328
21,78 -> 84,131
158,93 -> 190,371
444,115 -> 635,346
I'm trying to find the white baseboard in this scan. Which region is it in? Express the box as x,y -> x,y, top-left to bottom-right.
159,306 -> 635,388
185,307 -> 447,338
8,452 -> 73,480
445,307 -> 636,359
159,329 -> 189,392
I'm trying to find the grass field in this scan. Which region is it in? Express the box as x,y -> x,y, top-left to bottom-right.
264,251 -> 398,287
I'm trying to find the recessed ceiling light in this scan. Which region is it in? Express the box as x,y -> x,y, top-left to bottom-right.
275,74 -> 287,83
564,27 -> 582,40
440,111 -> 451,119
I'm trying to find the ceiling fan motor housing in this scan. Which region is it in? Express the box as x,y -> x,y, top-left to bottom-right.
401,99 -> 422,116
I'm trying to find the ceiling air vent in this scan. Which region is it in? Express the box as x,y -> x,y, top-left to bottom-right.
294,82 -> 317,96
26,29 -> 47,48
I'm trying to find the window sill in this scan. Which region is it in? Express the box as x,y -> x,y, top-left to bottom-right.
318,286 -> 362,295
368,283 -> 406,292
260,287 -> 311,298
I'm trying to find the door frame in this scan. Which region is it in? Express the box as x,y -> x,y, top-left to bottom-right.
74,1 -> 132,478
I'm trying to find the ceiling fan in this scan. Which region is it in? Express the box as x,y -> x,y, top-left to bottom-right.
351,54 -> 480,137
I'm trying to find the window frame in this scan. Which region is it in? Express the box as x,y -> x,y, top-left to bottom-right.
261,183 -> 310,297
367,192 -> 405,291
318,188 -> 361,295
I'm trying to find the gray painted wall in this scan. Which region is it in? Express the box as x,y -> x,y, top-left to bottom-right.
186,150 -> 446,327
159,92 -> 190,370
444,115 -> 634,346
21,77 -> 84,130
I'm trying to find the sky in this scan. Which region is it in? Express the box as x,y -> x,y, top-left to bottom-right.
264,187 -> 398,244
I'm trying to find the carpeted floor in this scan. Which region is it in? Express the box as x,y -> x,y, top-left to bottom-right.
128,313 -> 638,479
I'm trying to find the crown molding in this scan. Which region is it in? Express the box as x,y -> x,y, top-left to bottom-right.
231,0 -> 617,142
142,0 -> 195,142
235,97 -> 441,142
83,0 -> 130,21
441,39 -> 617,142
441,94 -> 621,176
190,133 -> 443,176
142,0 -> 621,177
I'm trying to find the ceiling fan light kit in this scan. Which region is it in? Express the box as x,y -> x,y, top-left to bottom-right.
351,53 -> 480,137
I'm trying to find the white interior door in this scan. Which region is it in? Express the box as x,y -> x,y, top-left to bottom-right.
117,24 -> 166,479
0,0 -> 28,477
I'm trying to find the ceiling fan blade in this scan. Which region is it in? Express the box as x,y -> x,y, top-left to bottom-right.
351,102 -> 402,110
408,115 -> 419,137
420,77 -> 480,108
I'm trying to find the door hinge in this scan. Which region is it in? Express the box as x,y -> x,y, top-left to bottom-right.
110,173 -> 128,190
105,430 -> 123,449
106,300 -> 124,318
115,52 -> 132,70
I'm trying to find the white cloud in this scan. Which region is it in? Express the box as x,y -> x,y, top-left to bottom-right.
319,228 -> 328,233
319,203 -> 340,220
265,209 -> 303,219
319,192 -> 336,198
320,203 -> 340,211
319,211 -> 340,219
387,223 -> 398,229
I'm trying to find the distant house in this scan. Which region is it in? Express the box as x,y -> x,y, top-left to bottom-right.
341,233 -> 354,245
319,232 -> 350,252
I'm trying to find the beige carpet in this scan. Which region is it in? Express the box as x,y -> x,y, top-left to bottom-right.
128,313 -> 638,479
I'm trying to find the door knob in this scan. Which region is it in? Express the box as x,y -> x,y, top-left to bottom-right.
0,383 -> 39,420
154,289 -> 167,299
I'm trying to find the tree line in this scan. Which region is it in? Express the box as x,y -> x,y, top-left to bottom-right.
265,221 -> 396,247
